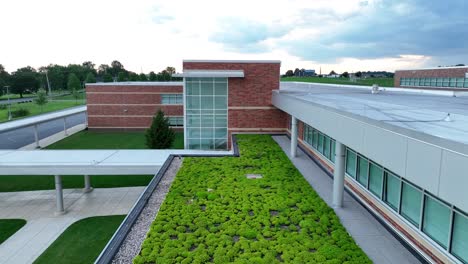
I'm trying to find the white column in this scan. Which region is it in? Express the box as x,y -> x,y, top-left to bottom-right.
290,116 -> 298,157
63,117 -> 68,136
33,124 -> 40,148
55,175 -> 66,215
84,111 -> 89,128
333,141 -> 346,208
83,175 -> 93,193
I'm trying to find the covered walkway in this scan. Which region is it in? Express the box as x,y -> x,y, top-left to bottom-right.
273,136 -> 421,264
0,149 -> 231,214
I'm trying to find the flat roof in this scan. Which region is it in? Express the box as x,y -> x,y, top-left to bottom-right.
278,82 -> 468,155
86,82 -> 183,86
183,59 -> 281,64
173,70 -> 244,78
0,149 -> 232,175
396,66 -> 468,71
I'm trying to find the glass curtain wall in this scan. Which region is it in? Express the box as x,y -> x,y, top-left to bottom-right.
185,77 -> 228,150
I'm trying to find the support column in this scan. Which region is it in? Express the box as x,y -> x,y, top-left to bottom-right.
55,175 -> 66,215
63,117 -> 68,136
290,116 -> 298,157
33,124 -> 40,148
83,175 -> 93,193
333,141 -> 346,208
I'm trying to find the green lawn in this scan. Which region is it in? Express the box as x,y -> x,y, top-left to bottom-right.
0,131 -> 184,192
0,100 -> 85,123
51,93 -> 86,100
34,215 -> 125,264
0,94 -> 34,100
135,135 -> 370,263
46,130 -> 184,149
0,219 -> 27,244
281,76 -> 394,87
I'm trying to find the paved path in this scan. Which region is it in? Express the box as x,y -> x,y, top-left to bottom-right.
273,136 -> 421,264
0,97 -> 34,105
0,112 -> 86,149
0,187 -> 145,264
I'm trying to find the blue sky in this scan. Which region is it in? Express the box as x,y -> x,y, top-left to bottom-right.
0,0 -> 466,73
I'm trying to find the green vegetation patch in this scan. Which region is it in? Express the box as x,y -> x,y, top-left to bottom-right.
0,101 -> 84,123
0,175 -> 153,192
34,215 -> 125,264
46,131 -> 184,149
281,76 -> 394,87
0,219 -> 27,244
136,135 -> 370,264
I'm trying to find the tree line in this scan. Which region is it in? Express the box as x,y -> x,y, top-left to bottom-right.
0,61 -> 181,98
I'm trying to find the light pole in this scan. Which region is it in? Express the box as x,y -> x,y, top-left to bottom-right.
4,86 -> 12,120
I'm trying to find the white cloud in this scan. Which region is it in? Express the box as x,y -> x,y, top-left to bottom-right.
0,0 -> 464,74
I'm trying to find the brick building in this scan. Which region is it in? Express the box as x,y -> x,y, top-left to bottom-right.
395,66 -> 468,90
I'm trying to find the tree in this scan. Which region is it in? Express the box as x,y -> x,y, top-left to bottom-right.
11,71 -> 39,98
103,73 -> 113,82
35,88 -> 48,112
67,73 -> 81,104
285,70 -> 294,77
329,70 -> 337,75
293,68 -> 300,76
129,72 -> 139,81
145,110 -> 175,149
98,64 -> 110,76
85,72 -> 96,83
117,72 -> 126,82
139,73 -> 148,81
165,66 -> 176,75
149,71 -> 157,81
355,71 -> 362,78
341,71 -> 349,78
110,60 -> 125,77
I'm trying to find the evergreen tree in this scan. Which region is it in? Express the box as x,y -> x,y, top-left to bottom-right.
85,72 -> 96,83
35,88 -> 48,112
139,73 -> 148,81
145,110 -> 175,149
149,71 -> 157,81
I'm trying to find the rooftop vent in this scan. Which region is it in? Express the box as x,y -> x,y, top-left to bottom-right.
371,84 -> 380,94
246,174 -> 263,179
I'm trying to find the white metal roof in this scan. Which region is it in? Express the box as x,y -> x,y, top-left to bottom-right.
0,149 -> 232,175
173,70 -> 244,78
277,82 -> 468,155
86,82 -> 183,86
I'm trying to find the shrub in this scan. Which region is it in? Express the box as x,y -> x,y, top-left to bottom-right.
11,108 -> 29,118
145,110 -> 175,149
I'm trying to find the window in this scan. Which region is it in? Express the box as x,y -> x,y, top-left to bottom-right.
424,78 -> 431,86
400,182 -> 422,227
384,171 -> 400,211
456,78 -> 464,88
369,162 -> 383,198
345,149 -> 357,178
357,156 -> 369,187
185,77 -> 227,150
442,78 -> 450,87
422,196 -> 450,248
450,78 -> 457,87
451,212 -> 468,263
312,130 -> 318,148
318,133 -> 324,154
431,78 -> 437,86
161,94 -> 183,104
168,116 -> 183,127
465,79 -> 468,88
330,140 -> 336,163
324,136 -> 331,160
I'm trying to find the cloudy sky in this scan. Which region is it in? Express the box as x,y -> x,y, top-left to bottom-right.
1,0 -> 467,74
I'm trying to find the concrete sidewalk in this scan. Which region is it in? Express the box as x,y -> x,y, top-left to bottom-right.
0,187 -> 145,264
273,136 -> 421,264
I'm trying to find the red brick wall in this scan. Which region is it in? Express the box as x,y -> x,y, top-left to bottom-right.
183,62 -> 287,141
86,84 -> 183,129
394,67 -> 468,90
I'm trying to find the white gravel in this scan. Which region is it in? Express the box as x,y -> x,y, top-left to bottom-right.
112,157 -> 183,264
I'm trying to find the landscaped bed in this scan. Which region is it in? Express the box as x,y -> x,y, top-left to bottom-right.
135,135 -> 370,263
34,215 -> 125,264
0,219 -> 26,244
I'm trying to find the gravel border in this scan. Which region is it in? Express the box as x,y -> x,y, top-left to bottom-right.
111,157 -> 183,264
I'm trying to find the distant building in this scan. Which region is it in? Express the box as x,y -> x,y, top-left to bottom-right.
361,71 -> 393,78
325,74 -> 340,78
295,69 -> 316,77
395,66 -> 468,90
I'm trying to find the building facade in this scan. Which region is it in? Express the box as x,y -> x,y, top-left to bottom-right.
86,61 -> 468,264
395,66 -> 468,90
